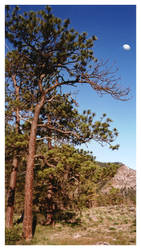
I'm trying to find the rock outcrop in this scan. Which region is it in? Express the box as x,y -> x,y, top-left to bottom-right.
101,165 -> 136,193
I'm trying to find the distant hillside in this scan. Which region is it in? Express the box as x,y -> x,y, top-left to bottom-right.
86,163 -> 136,207
101,165 -> 136,193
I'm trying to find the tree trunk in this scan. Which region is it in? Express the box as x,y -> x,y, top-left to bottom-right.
48,138 -> 52,150
6,157 -> 18,228
23,96 -> 45,240
47,114 -> 52,150
6,75 -> 20,229
46,117 -> 54,225
45,178 -> 55,225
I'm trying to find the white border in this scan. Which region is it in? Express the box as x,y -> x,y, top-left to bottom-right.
1,0 -> 140,5
1,0 -> 140,249
0,1 -> 5,248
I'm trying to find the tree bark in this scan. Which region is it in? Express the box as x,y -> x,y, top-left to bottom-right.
47,115 -> 52,150
6,75 -> 20,229
45,178 -> 55,226
23,95 -> 45,240
6,157 -> 18,228
48,137 -> 52,150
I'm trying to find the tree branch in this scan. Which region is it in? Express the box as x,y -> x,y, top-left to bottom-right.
37,123 -> 85,142
38,74 -> 45,93
34,154 -> 56,168
19,114 -> 32,124
36,136 -> 52,141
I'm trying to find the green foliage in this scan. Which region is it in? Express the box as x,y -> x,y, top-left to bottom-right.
33,144 -> 121,217
38,95 -> 120,148
95,186 -> 136,206
96,188 -> 124,206
5,5 -> 97,83
5,225 -> 22,245
6,126 -> 28,152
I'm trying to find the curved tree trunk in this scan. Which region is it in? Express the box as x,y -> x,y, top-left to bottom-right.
6,75 -> 20,229
23,95 -> 45,240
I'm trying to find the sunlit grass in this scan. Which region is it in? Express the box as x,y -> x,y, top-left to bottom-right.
9,205 -> 136,245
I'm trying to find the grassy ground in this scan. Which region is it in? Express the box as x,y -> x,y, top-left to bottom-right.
10,205 -> 136,245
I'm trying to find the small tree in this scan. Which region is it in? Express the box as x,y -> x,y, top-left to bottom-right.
5,50 -> 29,228
5,5 -> 129,240
34,145 -> 121,220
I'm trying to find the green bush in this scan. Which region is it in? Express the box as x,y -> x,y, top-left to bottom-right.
5,226 -> 21,245
96,188 -> 124,206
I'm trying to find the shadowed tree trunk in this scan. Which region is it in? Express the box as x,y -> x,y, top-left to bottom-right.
45,173 -> 57,226
45,116 -> 55,226
6,75 -> 20,229
6,157 -> 18,228
48,137 -> 52,151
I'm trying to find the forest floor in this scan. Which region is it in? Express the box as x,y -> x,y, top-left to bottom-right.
14,204 -> 136,245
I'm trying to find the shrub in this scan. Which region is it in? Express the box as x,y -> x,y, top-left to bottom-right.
5,226 -> 21,245
96,188 -> 124,206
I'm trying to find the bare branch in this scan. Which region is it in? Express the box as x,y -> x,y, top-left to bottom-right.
77,60 -> 130,100
36,136 -> 52,141
19,114 -> 32,124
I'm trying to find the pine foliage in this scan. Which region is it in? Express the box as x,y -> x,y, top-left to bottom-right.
33,144 -> 120,218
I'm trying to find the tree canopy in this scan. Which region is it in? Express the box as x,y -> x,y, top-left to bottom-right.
5,5 -> 130,101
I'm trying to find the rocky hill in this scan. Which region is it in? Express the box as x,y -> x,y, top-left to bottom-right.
101,165 -> 136,193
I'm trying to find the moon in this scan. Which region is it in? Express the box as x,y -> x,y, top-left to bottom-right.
122,44 -> 131,51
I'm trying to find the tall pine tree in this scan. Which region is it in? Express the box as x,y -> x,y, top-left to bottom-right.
5,5 -> 129,240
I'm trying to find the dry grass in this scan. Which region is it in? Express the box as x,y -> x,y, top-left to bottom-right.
16,205 -> 136,245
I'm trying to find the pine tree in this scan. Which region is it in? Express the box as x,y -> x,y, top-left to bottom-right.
5,50 -> 29,228
5,5 -> 129,240
34,94 -> 119,224
33,144 -> 120,219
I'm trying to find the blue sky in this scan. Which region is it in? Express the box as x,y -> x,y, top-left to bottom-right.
51,5 -> 136,169
7,5 -> 136,169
